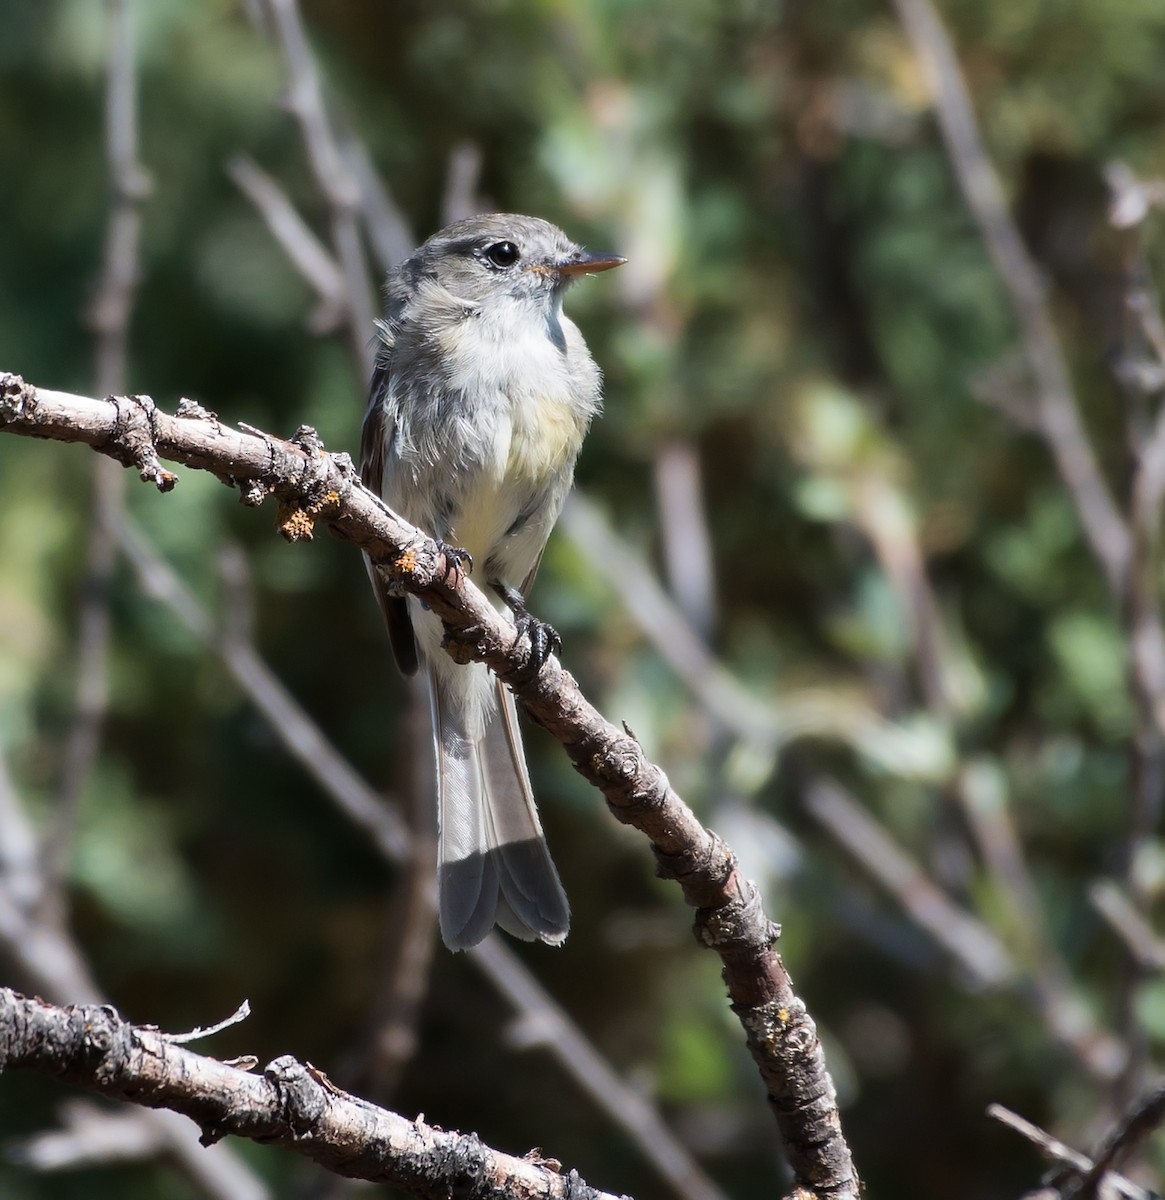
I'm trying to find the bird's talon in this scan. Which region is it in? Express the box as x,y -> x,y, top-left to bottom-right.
516,612 -> 561,672
435,540 -> 472,584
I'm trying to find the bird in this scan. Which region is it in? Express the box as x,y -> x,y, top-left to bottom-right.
360,213 -> 624,950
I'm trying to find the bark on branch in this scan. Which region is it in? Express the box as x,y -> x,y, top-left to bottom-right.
0,371 -> 860,1199
0,988 -> 622,1199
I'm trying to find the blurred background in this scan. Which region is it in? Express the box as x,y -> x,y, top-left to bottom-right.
4,0 -> 1165,1197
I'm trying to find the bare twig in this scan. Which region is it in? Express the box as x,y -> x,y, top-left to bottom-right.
652,439 -> 718,643
806,780 -> 1013,988
0,750 -> 44,912
226,154 -> 349,333
806,780 -> 1125,1080
1106,163 -> 1165,233
1105,184 -> 1165,1101
470,936 -> 725,1200
345,672 -> 440,1100
560,490 -> 950,779
851,472 -> 953,713
441,140 -> 485,226
9,1101 -> 167,1172
0,375 -> 860,1199
890,0 -> 1131,597
0,989 -> 624,1200
1069,1080 -> 1165,1199
258,0 -> 376,378
116,516 -> 412,863
987,1104 -> 1155,1200
955,762 -> 1117,1083
1090,880 -> 1165,972
165,1000 -> 253,1046
337,131 -> 415,273
48,0 -> 151,906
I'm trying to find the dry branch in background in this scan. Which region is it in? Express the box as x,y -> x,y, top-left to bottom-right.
0,989 -> 623,1200
987,1104 -> 1156,1200
0,371 -> 860,1200
890,0 -> 1131,598
48,0 -> 150,911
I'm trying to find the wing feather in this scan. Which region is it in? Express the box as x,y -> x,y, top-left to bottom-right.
361,348 -> 419,675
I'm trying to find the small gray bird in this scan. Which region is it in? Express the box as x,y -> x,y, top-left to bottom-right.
361,213 -> 624,950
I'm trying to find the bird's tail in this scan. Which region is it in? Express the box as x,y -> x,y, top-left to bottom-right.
429,667 -> 570,950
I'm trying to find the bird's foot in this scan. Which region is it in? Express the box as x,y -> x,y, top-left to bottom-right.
514,609 -> 562,673
491,581 -> 562,672
435,540 -> 472,585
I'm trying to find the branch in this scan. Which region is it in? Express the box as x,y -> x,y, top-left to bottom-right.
1069,1080 -> 1165,1199
891,0 -> 1132,597
49,0 -> 152,908
226,154 -> 349,334
0,989 -> 623,1200
987,1104 -> 1156,1200
0,372 -> 860,1199
560,491 -> 947,779
1090,880 -> 1165,972
259,0 -> 376,378
806,780 -> 1126,1081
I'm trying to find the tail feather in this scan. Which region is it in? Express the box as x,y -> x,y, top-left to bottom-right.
431,670 -> 569,950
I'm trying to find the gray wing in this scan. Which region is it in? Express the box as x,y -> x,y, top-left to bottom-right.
361,355 -> 419,676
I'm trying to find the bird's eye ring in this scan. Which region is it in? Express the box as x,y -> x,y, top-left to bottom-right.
484,241 -> 520,267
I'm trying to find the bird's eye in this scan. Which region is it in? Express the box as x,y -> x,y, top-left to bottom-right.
484,241 -> 520,267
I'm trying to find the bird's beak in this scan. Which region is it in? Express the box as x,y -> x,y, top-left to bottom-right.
555,249 -> 627,277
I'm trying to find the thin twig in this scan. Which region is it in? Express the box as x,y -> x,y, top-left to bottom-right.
0,990 -> 624,1200
9,1101 -> 167,1172
164,1000 -> 253,1045
470,936 -> 726,1200
1106,189 -> 1165,1102
955,762 -> 1120,1081
47,0 -> 150,908
890,0 -> 1131,597
116,516 -> 412,863
1090,880 -> 1165,972
652,439 -> 718,643
341,672 -> 439,1100
806,780 -> 1125,1080
806,780 -> 1014,988
987,1104 -> 1155,1200
337,130 -> 415,274
441,140 -> 485,226
0,750 -> 45,912
259,0 -> 376,378
226,154 -> 349,333
1070,1080 -> 1165,1199
560,490 -> 950,779
850,472 -> 952,714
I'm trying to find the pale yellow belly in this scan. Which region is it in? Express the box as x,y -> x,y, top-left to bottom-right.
448,394 -> 583,575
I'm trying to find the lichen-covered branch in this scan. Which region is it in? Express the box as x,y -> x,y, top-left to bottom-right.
0,989 -> 622,1200
0,371 -> 860,1199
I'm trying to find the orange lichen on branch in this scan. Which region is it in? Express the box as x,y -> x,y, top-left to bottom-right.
275,490 -> 341,541
276,505 -> 315,542
308,489 -> 341,515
